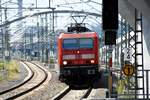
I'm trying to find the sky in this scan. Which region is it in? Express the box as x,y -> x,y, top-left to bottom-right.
1,0 -> 102,22
1,0 -> 102,42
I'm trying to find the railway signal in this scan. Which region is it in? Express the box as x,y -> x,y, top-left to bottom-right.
102,0 -> 118,30
104,30 -> 116,45
102,0 -> 118,45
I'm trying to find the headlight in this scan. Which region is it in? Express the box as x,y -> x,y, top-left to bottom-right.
82,54 -> 95,59
63,61 -> 67,65
63,55 -> 75,59
90,60 -> 95,63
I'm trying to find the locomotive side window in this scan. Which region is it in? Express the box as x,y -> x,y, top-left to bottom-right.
79,38 -> 93,48
63,39 -> 78,49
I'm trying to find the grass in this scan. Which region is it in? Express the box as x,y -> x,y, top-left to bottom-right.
0,76 -> 4,81
5,60 -> 19,80
0,61 -> 4,81
0,61 -> 4,70
0,60 -> 19,81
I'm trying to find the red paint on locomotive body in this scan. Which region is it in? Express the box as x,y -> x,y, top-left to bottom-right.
57,32 -> 100,81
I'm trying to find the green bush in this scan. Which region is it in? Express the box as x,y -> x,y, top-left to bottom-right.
50,58 -> 54,64
116,80 -> 125,94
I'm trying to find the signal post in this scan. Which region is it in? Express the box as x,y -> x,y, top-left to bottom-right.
102,0 -> 118,97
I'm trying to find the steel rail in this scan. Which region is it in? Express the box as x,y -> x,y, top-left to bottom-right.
5,61 -> 48,100
0,61 -> 34,95
52,86 -> 92,100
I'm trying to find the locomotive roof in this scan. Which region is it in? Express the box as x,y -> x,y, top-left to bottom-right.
58,32 -> 98,39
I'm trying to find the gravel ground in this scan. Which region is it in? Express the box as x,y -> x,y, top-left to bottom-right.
22,71 -> 67,100
0,61 -> 110,100
0,62 -> 28,92
0,61 -> 67,100
21,62 -> 67,100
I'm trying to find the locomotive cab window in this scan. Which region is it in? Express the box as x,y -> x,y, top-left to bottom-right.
63,38 -> 93,49
63,39 -> 78,49
79,38 -> 93,48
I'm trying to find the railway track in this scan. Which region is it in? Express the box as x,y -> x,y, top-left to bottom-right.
52,86 -> 92,100
0,61 -> 49,100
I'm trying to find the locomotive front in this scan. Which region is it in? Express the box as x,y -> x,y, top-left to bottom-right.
58,32 -> 100,82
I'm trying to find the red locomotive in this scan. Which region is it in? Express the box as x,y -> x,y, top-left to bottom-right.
57,31 -> 100,83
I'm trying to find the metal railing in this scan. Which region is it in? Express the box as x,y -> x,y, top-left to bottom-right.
104,68 -> 150,99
